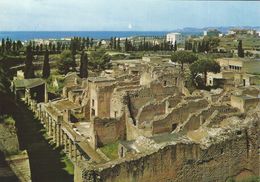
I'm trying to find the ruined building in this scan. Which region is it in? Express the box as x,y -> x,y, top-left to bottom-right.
15,57 -> 260,182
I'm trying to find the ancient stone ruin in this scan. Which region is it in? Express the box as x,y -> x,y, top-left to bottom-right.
13,57 -> 260,182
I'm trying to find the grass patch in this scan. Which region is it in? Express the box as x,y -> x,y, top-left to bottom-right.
61,155 -> 74,175
0,115 -> 15,126
99,141 -> 119,160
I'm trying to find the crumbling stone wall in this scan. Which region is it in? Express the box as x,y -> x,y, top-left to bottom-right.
110,91 -> 126,119
136,101 -> 166,125
128,83 -> 179,117
77,118 -> 259,182
167,96 -> 183,108
92,116 -> 126,147
152,99 -> 209,134
181,105 -> 237,132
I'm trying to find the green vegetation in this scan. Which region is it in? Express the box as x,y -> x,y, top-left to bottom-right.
46,74 -> 64,94
238,40 -> 245,58
89,48 -> 112,70
24,44 -> 35,78
171,51 -> 198,70
100,141 -> 119,160
226,176 -> 260,182
190,58 -> 220,86
185,36 -> 220,53
57,50 -> 76,75
61,155 -> 74,175
79,51 -> 88,78
219,35 -> 260,51
42,49 -> 50,78
0,115 -> 16,126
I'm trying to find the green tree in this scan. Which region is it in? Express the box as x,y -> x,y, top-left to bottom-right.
203,37 -> 220,52
24,45 -> 35,78
89,49 -> 111,70
58,50 -> 76,75
90,38 -> 94,48
1,39 -> 5,53
79,51 -> 88,78
237,40 -> 244,58
113,37 -> 117,50
17,40 -> 23,51
171,51 -> 198,70
174,41 -> 177,51
42,50 -> 50,78
190,58 -> 220,86
117,38 -> 121,51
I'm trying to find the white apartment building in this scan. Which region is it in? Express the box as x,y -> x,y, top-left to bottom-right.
166,33 -> 185,44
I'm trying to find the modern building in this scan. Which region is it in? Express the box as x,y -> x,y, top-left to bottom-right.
203,29 -> 221,37
166,33 -> 185,44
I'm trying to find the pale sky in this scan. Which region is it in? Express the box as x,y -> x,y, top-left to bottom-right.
0,0 -> 259,31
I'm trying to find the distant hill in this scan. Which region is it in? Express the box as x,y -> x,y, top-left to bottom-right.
170,26 -> 260,35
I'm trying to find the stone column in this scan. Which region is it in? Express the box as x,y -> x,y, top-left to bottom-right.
60,130 -> 64,146
44,113 -> 48,127
46,115 -> 50,133
69,139 -> 72,159
56,124 -> 61,147
49,117 -> 52,136
74,144 -> 77,162
53,122 -> 57,143
64,134 -> 68,153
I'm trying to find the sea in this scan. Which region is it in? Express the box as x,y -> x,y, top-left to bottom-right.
0,31 -> 201,41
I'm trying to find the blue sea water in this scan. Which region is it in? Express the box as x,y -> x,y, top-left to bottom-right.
0,31 -> 172,41
0,31 -> 202,41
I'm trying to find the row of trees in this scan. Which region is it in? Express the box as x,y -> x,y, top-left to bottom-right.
1,38 -> 23,54
184,37 -> 220,53
30,41 -> 69,54
70,37 -> 94,52
109,37 -> 177,52
24,46 -> 91,79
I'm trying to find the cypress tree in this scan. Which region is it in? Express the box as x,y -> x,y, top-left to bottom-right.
24,45 -> 35,78
79,51 -> 88,78
174,41 -> 177,51
86,37 -> 90,49
117,38 -> 121,51
1,38 -> 5,53
90,38 -> 94,48
12,41 -> 16,52
42,49 -> 50,78
110,37 -> 113,50
237,40 -> 244,58
125,38 -> 128,52
113,37 -> 117,50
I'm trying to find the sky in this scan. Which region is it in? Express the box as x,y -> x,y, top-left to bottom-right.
0,0 -> 259,31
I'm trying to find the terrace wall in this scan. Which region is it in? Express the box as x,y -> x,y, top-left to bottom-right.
75,118 -> 259,182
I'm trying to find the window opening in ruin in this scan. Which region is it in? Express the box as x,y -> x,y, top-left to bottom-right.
91,109 -> 95,116
114,111 -> 118,118
164,80 -> 167,86
120,147 -> 124,158
243,79 -> 246,86
172,123 -> 177,131
92,99 -> 95,106
236,130 -> 242,135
